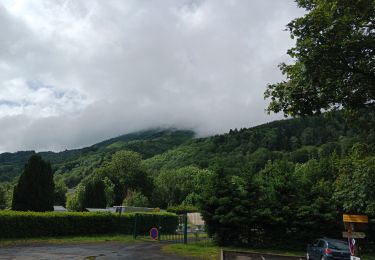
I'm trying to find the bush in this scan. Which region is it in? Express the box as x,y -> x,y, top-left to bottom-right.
167,205 -> 198,214
123,190 -> 149,207
0,210 -> 178,238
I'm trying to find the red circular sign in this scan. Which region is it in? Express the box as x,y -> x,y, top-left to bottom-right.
150,227 -> 158,240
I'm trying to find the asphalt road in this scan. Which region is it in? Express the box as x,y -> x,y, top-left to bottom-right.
223,250 -> 306,260
0,242 -> 195,260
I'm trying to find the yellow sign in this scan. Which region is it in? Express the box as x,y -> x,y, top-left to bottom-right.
343,214 -> 368,223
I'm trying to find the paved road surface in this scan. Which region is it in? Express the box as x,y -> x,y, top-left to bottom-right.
223,250 -> 306,260
0,242 -> 194,260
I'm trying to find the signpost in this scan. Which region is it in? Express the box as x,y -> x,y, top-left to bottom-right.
150,227 -> 159,240
342,232 -> 366,239
343,214 -> 368,223
342,214 -> 368,260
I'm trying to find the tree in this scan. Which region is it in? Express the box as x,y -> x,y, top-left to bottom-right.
122,190 -> 149,207
82,177 -> 107,208
153,166 -> 212,208
54,179 -> 68,206
334,144 -> 375,215
12,154 -> 54,211
265,0 -> 375,116
0,185 -> 6,209
108,150 -> 153,204
200,169 -> 250,246
66,183 -> 85,211
103,177 -> 115,207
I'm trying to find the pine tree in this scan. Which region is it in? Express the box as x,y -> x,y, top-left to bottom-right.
199,168 -> 249,246
12,154 -> 54,211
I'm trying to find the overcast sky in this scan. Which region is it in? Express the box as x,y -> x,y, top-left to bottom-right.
0,0 -> 304,152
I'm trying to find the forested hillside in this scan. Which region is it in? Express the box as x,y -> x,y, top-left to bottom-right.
145,111 -> 373,175
0,112 -> 366,184
0,110 -> 374,248
0,129 -> 194,184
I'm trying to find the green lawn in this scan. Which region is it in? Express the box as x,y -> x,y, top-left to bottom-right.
162,240 -> 220,259
0,235 -> 140,247
162,240 -> 306,259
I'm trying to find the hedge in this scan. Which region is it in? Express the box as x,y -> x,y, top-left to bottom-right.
0,211 -> 178,238
167,205 -> 199,214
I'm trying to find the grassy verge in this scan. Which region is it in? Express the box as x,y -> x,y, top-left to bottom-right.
0,234 -> 140,247
163,241 -> 375,260
162,240 -> 306,259
162,240 -> 220,259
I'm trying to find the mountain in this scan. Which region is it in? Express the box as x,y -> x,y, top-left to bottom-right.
0,129 -> 195,183
0,110 -> 372,186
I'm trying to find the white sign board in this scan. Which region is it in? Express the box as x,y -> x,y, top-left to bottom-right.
343,231 -> 366,238
351,256 -> 360,260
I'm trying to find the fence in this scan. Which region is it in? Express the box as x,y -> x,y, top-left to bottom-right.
132,213 -> 209,244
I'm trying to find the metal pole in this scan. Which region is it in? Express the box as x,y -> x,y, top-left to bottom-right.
183,213 -> 188,244
133,213 -> 137,239
158,215 -> 161,241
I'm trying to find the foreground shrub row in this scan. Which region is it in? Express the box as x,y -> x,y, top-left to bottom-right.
0,211 -> 178,238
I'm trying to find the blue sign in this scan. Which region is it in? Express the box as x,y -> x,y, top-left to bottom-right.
150,227 -> 158,240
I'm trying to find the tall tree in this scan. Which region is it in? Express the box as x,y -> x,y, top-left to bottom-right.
0,185 -> 6,209
265,0 -> 375,116
12,154 -> 54,211
82,177 -> 107,208
108,150 -> 152,204
54,179 -> 68,207
200,169 -> 250,246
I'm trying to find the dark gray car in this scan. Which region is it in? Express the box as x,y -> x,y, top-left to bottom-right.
307,238 -> 351,260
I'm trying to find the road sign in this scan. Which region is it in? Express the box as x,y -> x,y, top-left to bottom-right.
149,227 -> 158,240
342,232 -> 366,239
349,238 -> 356,256
343,214 -> 368,223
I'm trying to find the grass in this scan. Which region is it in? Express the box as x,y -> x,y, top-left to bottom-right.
162,240 -> 220,259
163,241 -> 375,260
1,235 -> 374,260
0,234 -> 139,247
162,240 -> 308,259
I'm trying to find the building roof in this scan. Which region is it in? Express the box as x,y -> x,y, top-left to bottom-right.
53,206 -> 67,211
85,208 -> 115,213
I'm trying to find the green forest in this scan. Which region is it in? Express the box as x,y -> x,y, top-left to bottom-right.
0,110 -> 374,248
0,0 -> 374,252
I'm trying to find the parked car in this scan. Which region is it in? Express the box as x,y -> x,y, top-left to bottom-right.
307,238 -> 351,260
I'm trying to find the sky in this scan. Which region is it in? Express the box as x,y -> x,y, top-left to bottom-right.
0,0 -> 305,152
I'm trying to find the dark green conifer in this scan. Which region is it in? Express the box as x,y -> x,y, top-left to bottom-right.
12,154 -> 54,211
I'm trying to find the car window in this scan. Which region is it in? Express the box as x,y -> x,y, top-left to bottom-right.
328,241 -> 348,250
318,240 -> 326,248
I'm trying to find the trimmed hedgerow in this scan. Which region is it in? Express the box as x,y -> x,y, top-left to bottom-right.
0,211 -> 178,238
167,205 -> 198,214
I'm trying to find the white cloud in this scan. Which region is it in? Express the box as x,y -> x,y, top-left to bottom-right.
0,0 -> 304,152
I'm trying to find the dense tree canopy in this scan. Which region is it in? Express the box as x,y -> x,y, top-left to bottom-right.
153,166 -> 212,208
12,155 -> 54,212
54,179 -> 68,207
1,113 -> 375,249
122,190 -> 149,207
82,177 -> 107,208
265,0 -> 375,116
0,185 -> 6,209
